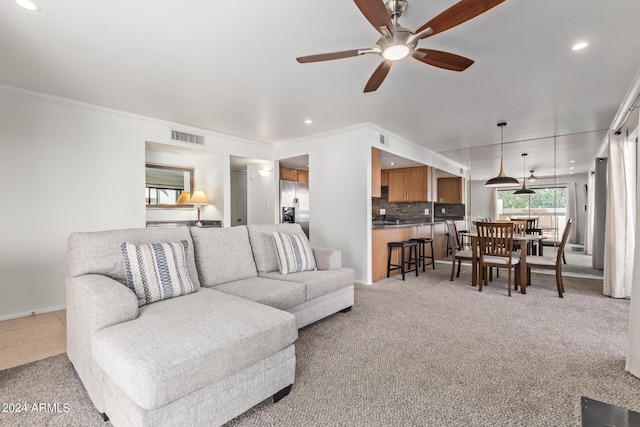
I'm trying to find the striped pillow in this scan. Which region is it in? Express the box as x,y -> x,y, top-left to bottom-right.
120,240 -> 198,306
272,231 -> 317,275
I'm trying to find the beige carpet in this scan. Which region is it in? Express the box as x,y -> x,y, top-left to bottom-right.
1,268 -> 637,427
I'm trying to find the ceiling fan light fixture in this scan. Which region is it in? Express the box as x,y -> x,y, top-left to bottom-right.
382,44 -> 410,61
485,122 -> 520,187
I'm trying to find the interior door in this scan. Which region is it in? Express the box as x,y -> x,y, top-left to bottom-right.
231,171 -> 247,226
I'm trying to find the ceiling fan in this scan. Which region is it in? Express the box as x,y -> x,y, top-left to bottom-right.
296,0 -> 505,92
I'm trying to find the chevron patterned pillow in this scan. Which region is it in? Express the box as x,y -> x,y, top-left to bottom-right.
272,231 -> 317,275
120,240 -> 198,306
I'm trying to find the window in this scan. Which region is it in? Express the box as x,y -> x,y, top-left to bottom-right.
497,186 -> 567,239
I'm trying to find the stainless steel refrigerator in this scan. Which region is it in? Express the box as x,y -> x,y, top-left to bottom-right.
280,180 -> 309,237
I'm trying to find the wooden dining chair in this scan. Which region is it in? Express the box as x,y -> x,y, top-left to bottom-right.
526,218 -> 574,298
475,222 -> 520,296
447,221 -> 474,281
525,218 -> 538,229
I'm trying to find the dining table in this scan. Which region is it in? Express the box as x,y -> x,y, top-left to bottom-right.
466,232 -> 546,294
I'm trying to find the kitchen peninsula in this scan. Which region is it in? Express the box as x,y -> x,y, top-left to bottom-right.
371,148 -> 466,282
372,221 -> 449,282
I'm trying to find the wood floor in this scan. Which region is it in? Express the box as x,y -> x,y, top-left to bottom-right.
0,310 -> 66,371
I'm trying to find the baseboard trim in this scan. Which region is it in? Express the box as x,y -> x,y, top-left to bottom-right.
0,305 -> 66,322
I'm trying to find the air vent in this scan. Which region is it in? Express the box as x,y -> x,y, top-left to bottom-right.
379,134 -> 386,144
171,130 -> 205,146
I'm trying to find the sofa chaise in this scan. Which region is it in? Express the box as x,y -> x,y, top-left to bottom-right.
65,223 -> 354,427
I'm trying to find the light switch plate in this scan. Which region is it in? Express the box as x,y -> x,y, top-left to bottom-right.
424,208 -> 429,215
380,208 -> 386,215
441,208 -> 446,213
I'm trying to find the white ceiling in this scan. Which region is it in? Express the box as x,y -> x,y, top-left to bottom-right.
3,0 -> 640,179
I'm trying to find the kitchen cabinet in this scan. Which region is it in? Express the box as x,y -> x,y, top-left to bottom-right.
372,148 -> 381,198
280,167 -> 297,181
371,224 -> 441,282
437,177 -> 464,204
388,167 -> 428,202
297,170 -> 309,183
381,169 -> 389,187
280,167 -> 309,183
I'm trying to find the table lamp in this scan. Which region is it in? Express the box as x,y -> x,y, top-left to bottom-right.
190,190 -> 210,227
176,191 -> 191,205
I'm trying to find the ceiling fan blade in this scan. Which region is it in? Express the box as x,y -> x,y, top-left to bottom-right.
415,0 -> 505,39
296,49 -> 366,63
364,61 -> 392,93
413,49 -> 474,71
354,0 -> 394,35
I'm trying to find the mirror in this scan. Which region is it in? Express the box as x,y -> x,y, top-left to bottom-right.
145,163 -> 195,208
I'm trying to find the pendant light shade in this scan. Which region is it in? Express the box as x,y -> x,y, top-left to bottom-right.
485,122 -> 520,187
528,170 -> 537,182
514,153 -> 536,195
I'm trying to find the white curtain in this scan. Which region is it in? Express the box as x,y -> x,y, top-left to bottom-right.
627,121 -> 640,377
489,188 -> 498,220
567,182 -> 578,243
585,171 -> 596,255
603,131 -> 636,298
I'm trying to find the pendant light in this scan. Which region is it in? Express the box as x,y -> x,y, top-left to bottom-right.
514,153 -> 536,195
485,122 -> 520,187
528,170 -> 537,182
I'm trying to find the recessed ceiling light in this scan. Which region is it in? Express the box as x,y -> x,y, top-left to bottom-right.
304,119 -> 312,124
389,162 -> 395,166
16,0 -> 40,11
569,167 -> 575,170
572,42 -> 589,51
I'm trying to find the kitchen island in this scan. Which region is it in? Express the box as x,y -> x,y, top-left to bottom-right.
372,221 -> 450,282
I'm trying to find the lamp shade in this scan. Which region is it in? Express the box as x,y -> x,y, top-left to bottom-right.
190,190 -> 210,205
176,191 -> 191,205
513,153 -> 536,195
513,186 -> 536,195
485,122 -> 519,187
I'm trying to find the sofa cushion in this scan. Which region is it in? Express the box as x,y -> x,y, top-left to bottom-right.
260,268 -> 355,301
120,240 -> 198,306
213,277 -> 306,310
66,227 -> 200,288
247,223 -> 306,273
91,288 -> 297,411
190,226 -> 258,287
273,231 -> 316,275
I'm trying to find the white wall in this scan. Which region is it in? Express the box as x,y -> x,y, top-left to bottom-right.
0,90 -> 146,319
247,162 -> 278,224
274,127 -> 373,283
0,86 -> 272,320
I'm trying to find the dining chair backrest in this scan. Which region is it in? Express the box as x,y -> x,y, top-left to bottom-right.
475,222 -> 515,261
512,220 -> 527,235
446,220 -> 462,253
526,218 -> 538,229
555,218 -> 574,264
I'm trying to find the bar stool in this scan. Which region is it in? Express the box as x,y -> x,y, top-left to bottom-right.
387,241 -> 418,281
409,237 -> 435,271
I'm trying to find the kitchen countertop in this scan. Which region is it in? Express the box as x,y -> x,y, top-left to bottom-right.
372,220 -> 451,229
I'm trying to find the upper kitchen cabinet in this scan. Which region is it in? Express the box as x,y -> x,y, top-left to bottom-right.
372,147 -> 381,198
280,167 -> 308,183
297,170 -> 309,183
388,166 -> 428,202
437,177 -> 464,204
381,169 -> 389,187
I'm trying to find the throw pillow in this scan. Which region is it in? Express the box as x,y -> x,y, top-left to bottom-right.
272,231 -> 317,275
120,240 -> 197,306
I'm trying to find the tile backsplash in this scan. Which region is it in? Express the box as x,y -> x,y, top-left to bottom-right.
372,188 -> 465,222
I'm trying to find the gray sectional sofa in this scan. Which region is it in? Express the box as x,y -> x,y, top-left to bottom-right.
65,223 -> 354,427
